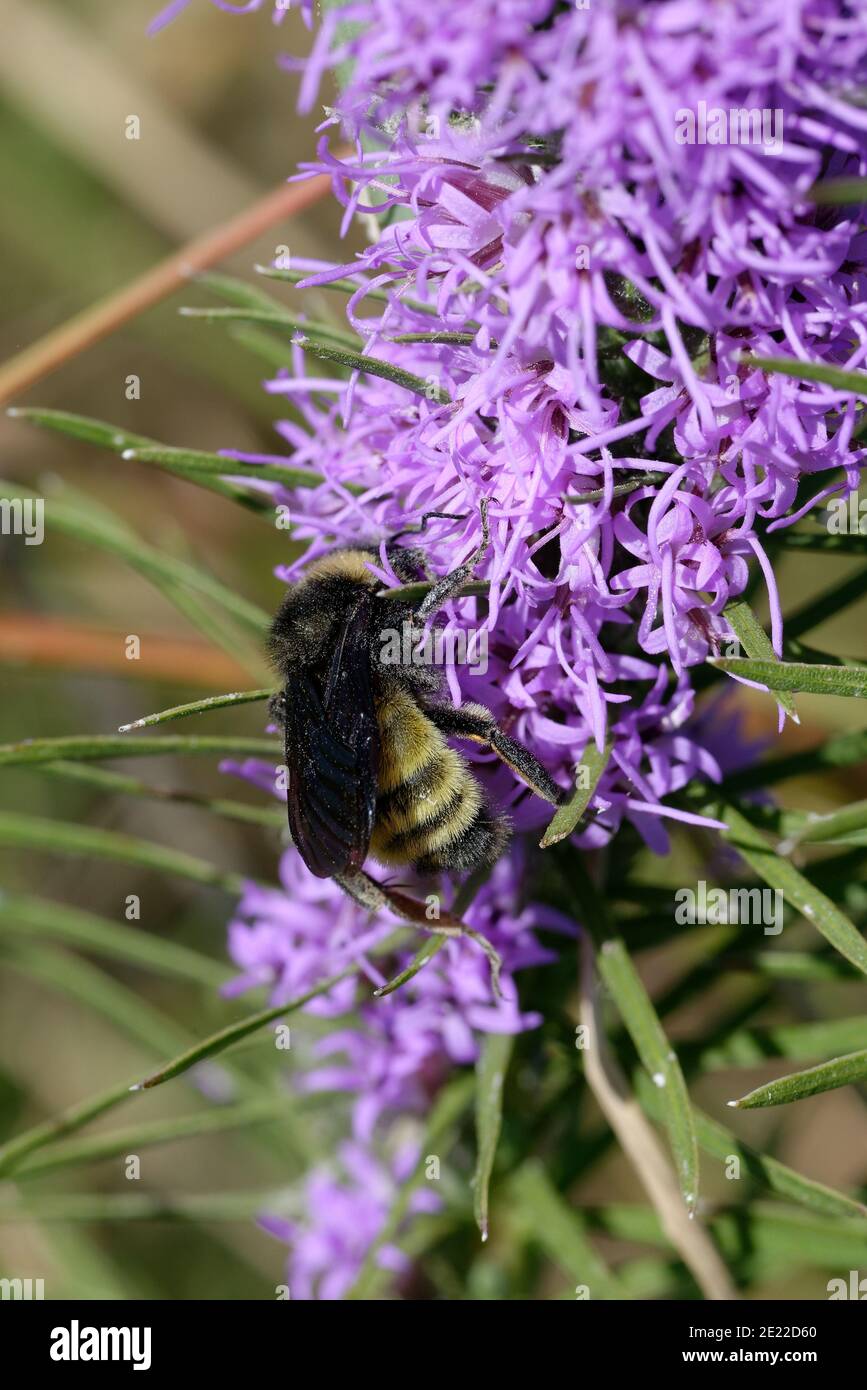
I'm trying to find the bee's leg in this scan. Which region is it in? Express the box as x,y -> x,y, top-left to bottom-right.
414,499 -> 490,623
426,701 -> 565,806
335,866 -> 503,1000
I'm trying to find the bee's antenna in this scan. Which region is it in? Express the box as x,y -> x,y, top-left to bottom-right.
388,509 -> 468,545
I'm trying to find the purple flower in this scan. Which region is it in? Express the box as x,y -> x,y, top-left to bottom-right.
260,1138 -> 440,1300
165,0 -> 867,1296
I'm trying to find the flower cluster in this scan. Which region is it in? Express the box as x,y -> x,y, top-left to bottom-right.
165,0 -> 867,1295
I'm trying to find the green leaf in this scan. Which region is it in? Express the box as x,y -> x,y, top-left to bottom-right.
0,809 -> 248,894
377,579 -> 488,605
723,600 -> 797,720
0,892 -> 228,987
6,408 -> 273,515
785,568 -> 867,641
182,303 -> 360,351
0,478 -> 271,678
373,936 -> 445,998
134,967 -> 358,1089
118,688 -> 272,731
122,445 -> 330,489
1,942 -> 191,1059
540,738 -> 611,847
12,1099 -> 291,1180
742,355 -> 867,395
472,1033 -> 513,1241
0,1191 -> 279,1223
0,1079 -> 143,1179
784,798 -> 867,851
386,331 -> 484,347
0,734 -> 278,767
694,1016 -> 867,1070
715,802 -> 867,977
634,1073 -> 867,1223
808,176 -> 867,205
567,862 -> 699,1213
709,657 -> 867,699
729,1049 -> 867,1110
294,336 -> 450,402
566,471 -> 668,504
26,762 -> 285,830
777,530 -> 867,557
509,1161 -> 630,1299
727,950 -> 861,983
255,263 -> 441,318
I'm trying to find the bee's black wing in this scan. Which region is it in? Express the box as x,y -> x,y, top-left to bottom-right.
284,592 -> 379,878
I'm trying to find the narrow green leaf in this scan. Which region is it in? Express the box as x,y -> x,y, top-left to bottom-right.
0,1192 -> 278,1223
12,1099 -> 291,1180
709,657 -> 867,699
715,802 -> 867,977
634,1072 -> 867,1222
373,936 -> 445,998
730,1049 -> 867,1110
386,331 -> 483,347
255,263 -> 441,318
0,478 -> 271,643
725,950 -> 861,983
724,600 -> 797,720
1,942 -> 191,1059
122,445 -> 328,489
593,1201 -> 867,1273
566,471 -> 668,504
6,408 -> 273,514
784,798 -> 867,851
181,303 -> 360,351
6,406 -> 152,452
294,336 -> 451,402
135,968 -> 357,1089
0,1080 -> 140,1179
377,579 -> 488,604
0,809 -> 247,894
786,569 -> 867,641
695,1016 -> 867,1070
0,734 -> 278,767
509,1161 -> 630,1299
540,738 -> 611,847
31,761 -> 285,830
567,862 -> 699,1212
118,688 -> 272,732
743,355 -> 867,395
777,531 -> 867,556
808,176 -> 867,205
0,892 -> 227,987
472,1033 -> 513,1241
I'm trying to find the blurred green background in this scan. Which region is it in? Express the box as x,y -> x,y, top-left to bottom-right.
0,0 -> 865,1301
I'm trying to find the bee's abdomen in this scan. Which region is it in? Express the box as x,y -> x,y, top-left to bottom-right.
371,690 -> 509,872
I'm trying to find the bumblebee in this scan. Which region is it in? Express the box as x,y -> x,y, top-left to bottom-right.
267,503 -> 563,953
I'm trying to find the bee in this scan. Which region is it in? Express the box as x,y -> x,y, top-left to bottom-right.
267,503 -> 564,980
